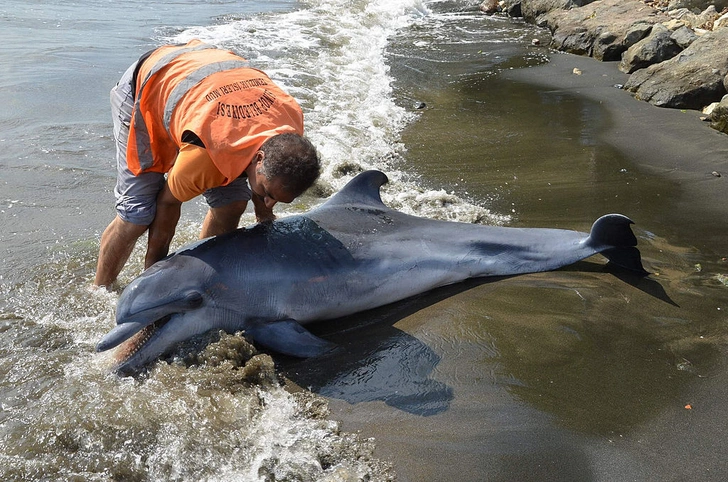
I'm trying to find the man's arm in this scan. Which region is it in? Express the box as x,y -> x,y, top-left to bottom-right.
145,183 -> 182,268
252,191 -> 276,223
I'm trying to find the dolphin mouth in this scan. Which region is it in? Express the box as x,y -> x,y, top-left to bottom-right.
112,315 -> 172,373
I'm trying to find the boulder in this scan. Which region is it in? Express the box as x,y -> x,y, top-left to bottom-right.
480,0 -> 500,14
510,0 -> 728,117
624,28 -> 728,109
667,0 -> 728,12
502,0 -> 523,17
520,0 -> 596,23
714,12 -> 728,30
703,101 -> 720,117
667,5 -> 721,29
669,25 -> 698,49
540,0 -> 670,60
623,21 -> 654,46
710,95 -> 728,134
619,23 -> 682,74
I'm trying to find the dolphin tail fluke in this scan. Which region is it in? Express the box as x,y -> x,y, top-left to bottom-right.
587,214 -> 649,275
246,319 -> 336,358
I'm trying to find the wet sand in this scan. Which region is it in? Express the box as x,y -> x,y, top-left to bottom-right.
286,52 -> 728,481
503,52 -> 728,248
498,51 -> 728,481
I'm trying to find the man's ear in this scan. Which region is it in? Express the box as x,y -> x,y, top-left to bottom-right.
255,150 -> 265,168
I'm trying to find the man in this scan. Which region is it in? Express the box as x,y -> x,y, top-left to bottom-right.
95,40 -> 321,288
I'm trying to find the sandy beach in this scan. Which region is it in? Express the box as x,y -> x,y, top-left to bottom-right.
306,49 -> 728,481
504,52 -> 728,245
504,53 -> 728,243
2,2 -> 726,479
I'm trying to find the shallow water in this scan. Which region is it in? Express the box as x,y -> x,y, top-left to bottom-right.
282,4 -> 728,481
2,0 -> 728,480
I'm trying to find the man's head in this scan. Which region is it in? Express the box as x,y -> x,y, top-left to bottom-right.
247,133 -> 321,208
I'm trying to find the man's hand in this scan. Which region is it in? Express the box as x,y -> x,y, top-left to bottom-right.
252,191 -> 276,223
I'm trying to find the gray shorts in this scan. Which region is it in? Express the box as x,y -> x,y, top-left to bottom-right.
110,61 -> 252,225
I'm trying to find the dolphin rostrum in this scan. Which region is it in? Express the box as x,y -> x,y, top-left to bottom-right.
97,170 -> 647,374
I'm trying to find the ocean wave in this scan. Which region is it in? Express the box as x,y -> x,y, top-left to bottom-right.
162,0 -> 505,225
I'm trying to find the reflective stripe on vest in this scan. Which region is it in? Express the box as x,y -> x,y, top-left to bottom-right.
162,59 -> 250,131
131,42 -> 219,171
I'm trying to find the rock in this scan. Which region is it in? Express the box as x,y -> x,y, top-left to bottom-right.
710,94 -> 728,134
714,12 -> 728,30
512,0 -> 728,117
619,23 -> 682,74
663,18 -> 685,30
540,0 -> 670,61
703,101 -> 720,116
502,0 -> 518,15
551,25 -> 594,56
504,0 -> 523,17
623,21 -> 654,46
593,30 -> 621,59
480,0 -> 500,14
521,0 -> 596,24
666,0 -> 693,8
669,25 -> 698,49
667,5 -> 720,29
624,28 -> 728,109
667,0 -> 728,12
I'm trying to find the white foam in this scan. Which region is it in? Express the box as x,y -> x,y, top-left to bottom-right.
162,0 -> 506,225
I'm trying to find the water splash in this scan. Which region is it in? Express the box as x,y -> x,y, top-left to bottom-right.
0,239 -> 394,481
163,0 -> 505,225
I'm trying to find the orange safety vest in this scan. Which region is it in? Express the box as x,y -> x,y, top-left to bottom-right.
126,39 -> 304,183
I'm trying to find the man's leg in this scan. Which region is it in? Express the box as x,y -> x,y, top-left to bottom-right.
200,200 -> 248,238
95,216 -> 148,288
95,58 -> 162,288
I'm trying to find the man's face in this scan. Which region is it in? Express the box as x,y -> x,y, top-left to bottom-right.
249,153 -> 295,209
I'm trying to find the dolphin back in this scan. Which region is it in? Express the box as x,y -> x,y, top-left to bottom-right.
314,170 -> 389,211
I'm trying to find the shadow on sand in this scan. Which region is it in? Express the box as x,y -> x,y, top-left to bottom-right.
278,261 -> 671,417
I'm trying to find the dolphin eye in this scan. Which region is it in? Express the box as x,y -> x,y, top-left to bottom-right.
183,290 -> 203,308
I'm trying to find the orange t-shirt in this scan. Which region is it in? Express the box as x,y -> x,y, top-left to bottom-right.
127,40 -> 304,183
166,143 -> 227,202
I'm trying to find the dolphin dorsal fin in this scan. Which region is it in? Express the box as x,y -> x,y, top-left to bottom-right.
320,170 -> 389,209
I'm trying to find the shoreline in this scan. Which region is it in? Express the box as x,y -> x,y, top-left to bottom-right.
502,51 -> 728,247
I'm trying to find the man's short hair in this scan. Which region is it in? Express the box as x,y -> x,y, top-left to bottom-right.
259,133 -> 321,196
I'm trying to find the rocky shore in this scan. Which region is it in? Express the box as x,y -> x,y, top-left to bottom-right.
481,0 -> 728,135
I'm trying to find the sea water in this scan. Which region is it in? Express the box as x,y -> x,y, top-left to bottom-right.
0,0 -> 542,479
5,0 -> 727,480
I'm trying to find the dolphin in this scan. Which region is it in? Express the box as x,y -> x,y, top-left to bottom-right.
97,170 -> 647,374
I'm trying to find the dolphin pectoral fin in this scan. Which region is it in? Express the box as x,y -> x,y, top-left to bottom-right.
246,320 -> 336,358
96,321 -> 147,352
